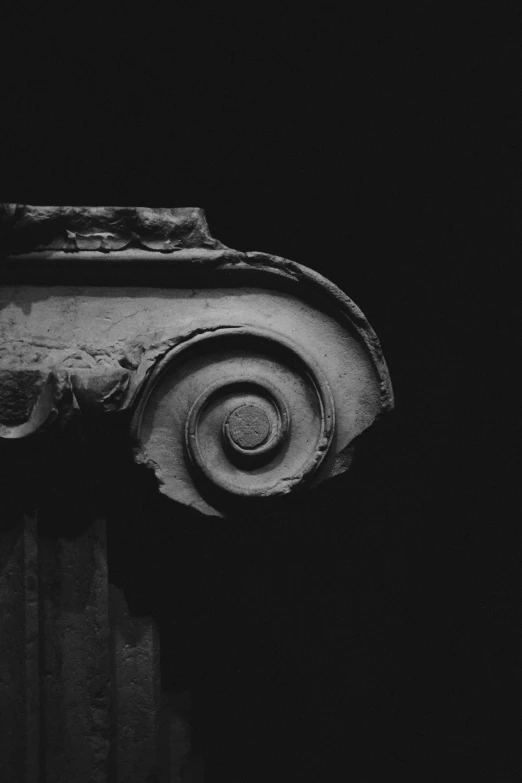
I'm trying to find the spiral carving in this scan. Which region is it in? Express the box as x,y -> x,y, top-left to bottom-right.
131,328 -> 335,514
1,204 -> 394,521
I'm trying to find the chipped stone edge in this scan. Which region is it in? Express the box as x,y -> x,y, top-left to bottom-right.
1,247 -> 394,416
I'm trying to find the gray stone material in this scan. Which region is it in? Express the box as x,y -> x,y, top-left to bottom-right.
0,513 -> 39,782
0,205 -> 223,254
0,204 -> 393,516
0,205 -> 393,779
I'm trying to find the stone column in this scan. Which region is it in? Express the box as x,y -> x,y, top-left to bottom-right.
0,205 -> 393,781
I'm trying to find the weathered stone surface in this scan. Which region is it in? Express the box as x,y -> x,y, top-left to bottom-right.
0,205 -> 393,778
136,327 -> 338,514
0,204 -> 224,254
39,517 -> 111,783
0,369 -> 58,438
226,403 -> 272,449
0,206 -> 393,514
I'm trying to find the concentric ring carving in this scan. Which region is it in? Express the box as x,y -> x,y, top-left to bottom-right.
185,375 -> 293,495
131,328 -> 335,512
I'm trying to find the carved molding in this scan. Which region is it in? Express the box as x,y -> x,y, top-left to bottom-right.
0,205 -> 394,516
131,327 -> 336,513
0,204 -> 223,254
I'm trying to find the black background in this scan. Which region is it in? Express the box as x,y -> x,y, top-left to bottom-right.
1,6 -> 519,781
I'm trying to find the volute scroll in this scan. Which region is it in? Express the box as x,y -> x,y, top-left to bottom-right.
0,204 -> 394,517
131,327 -> 336,514
0,204 -> 395,780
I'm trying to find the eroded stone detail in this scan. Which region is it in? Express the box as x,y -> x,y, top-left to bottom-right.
0,204 -> 224,254
0,204 -> 394,515
0,204 -> 394,778
131,328 -> 336,515
226,405 -> 271,450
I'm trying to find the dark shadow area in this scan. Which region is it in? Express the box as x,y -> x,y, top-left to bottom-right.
107,314 -> 517,781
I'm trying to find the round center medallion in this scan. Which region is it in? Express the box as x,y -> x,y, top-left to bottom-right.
225,404 -> 271,450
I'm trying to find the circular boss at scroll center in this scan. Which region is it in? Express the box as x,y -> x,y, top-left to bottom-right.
225,404 -> 271,450
186,378 -> 289,480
